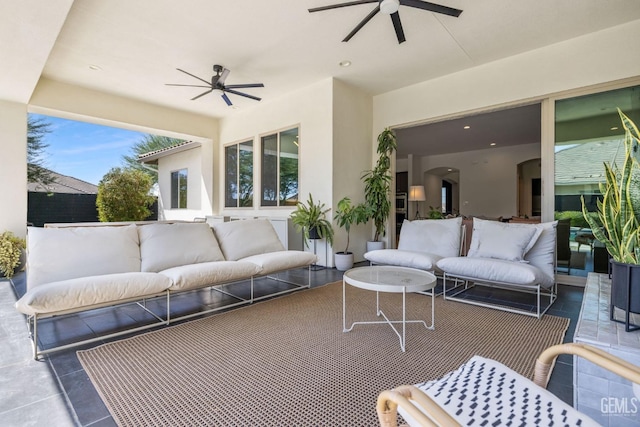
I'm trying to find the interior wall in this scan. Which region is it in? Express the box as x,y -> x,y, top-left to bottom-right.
0,100 -> 28,236
420,143 -> 541,218
332,79 -> 373,261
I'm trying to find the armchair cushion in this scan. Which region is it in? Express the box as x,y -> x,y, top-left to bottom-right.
400,355 -> 597,426
397,217 -> 462,258
467,218 -> 542,262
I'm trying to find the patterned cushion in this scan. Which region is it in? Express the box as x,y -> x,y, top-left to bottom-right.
399,356 -> 598,426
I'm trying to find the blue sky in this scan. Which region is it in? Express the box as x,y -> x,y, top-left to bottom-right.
30,114 -> 148,185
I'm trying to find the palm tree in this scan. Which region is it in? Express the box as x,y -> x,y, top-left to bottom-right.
122,135 -> 185,184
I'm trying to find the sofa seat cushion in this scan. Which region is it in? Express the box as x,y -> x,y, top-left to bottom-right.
213,219 -> 285,261
364,249 -> 442,272
241,251 -> 317,275
27,225 -> 141,289
138,222 -> 225,272
437,256 -> 554,288
399,356 -> 597,427
15,272 -> 171,316
161,261 -> 262,292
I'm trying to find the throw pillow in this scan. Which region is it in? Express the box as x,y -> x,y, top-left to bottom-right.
467,218 -> 542,262
213,219 -> 285,261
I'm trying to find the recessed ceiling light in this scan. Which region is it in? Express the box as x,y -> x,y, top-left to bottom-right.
339,60 -> 352,67
447,168 -> 453,172
610,126 -> 619,131
490,142 -> 497,146
463,125 -> 470,129
88,65 -> 102,71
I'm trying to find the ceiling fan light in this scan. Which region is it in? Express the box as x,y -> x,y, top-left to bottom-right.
380,0 -> 400,15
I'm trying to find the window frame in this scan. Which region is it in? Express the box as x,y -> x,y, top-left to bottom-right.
170,168 -> 188,209
259,125 -> 299,207
224,139 -> 254,208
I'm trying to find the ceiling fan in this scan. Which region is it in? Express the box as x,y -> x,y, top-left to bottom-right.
309,0 -> 462,44
166,64 -> 264,106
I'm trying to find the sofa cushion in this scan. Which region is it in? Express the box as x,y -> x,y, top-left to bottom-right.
138,222 -> 225,272
399,355 -> 597,427
15,272 -> 171,316
524,220 -> 557,281
27,225 -> 141,289
213,219 -> 285,261
160,261 -> 262,292
398,217 -> 462,258
241,251 -> 317,275
467,218 -> 542,262
437,256 -> 554,288
364,249 -> 442,271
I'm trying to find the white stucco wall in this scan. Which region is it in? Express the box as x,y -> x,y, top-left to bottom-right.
157,146 -> 209,221
332,79 -> 373,262
0,100 -> 28,237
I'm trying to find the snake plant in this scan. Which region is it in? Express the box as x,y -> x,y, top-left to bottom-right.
581,109 -> 640,265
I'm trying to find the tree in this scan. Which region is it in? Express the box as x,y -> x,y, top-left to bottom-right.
122,135 -> 184,184
96,168 -> 155,222
27,116 -> 56,186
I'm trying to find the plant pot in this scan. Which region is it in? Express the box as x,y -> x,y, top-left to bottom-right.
308,227 -> 321,240
334,252 -> 354,271
366,241 -> 384,252
610,260 -> 640,332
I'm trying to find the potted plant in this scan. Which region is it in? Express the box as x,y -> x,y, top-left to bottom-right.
290,193 -> 334,249
0,231 -> 26,279
333,197 -> 369,271
362,127 -> 397,251
581,108 -> 640,331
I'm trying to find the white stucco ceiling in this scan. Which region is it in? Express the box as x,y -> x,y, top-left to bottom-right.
2,0 -> 639,120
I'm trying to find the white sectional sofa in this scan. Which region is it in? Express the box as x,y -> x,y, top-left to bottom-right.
15,219 -> 316,359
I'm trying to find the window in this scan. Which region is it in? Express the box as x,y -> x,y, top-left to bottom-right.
171,169 -> 188,209
225,140 -> 254,207
261,127 -> 299,206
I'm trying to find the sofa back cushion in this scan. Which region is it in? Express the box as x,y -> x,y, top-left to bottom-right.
467,218 -> 543,262
524,220 -> 557,281
138,222 -> 225,272
398,217 -> 462,258
27,225 -> 141,289
213,219 -> 285,261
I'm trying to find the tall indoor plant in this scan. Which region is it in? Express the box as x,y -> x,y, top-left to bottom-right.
581,108 -> 640,331
290,193 -> 334,249
362,127 -> 397,249
333,197 -> 368,270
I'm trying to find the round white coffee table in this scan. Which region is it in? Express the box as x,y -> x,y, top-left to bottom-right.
342,266 -> 437,352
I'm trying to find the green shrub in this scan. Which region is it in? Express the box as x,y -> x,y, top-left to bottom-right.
97,168 -> 155,222
554,210 -> 600,229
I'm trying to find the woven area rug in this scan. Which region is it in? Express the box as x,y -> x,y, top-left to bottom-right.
78,281 -> 569,427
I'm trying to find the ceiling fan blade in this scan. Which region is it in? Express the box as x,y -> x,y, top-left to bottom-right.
224,83 -> 265,89
165,83 -> 211,88
309,0 -> 377,13
218,68 -> 231,85
400,0 -> 462,17
191,89 -> 213,101
343,5 -> 380,42
221,93 -> 233,106
225,89 -> 262,102
390,12 -> 406,44
176,68 -> 211,85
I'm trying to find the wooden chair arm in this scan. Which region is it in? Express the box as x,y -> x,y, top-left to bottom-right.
534,342 -> 640,388
376,385 -> 459,427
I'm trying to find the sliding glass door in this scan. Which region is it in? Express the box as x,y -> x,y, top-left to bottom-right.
554,85 -> 640,278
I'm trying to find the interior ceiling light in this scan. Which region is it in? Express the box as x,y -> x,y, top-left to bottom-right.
611,126 -> 619,131
339,60 -> 352,67
463,125 -> 470,129
490,142 -> 497,146
88,65 -> 101,71
380,0 -> 400,14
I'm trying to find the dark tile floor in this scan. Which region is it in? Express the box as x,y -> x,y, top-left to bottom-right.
3,264 -> 584,426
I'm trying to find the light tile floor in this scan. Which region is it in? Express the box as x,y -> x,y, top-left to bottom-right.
1,265 -> 584,426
